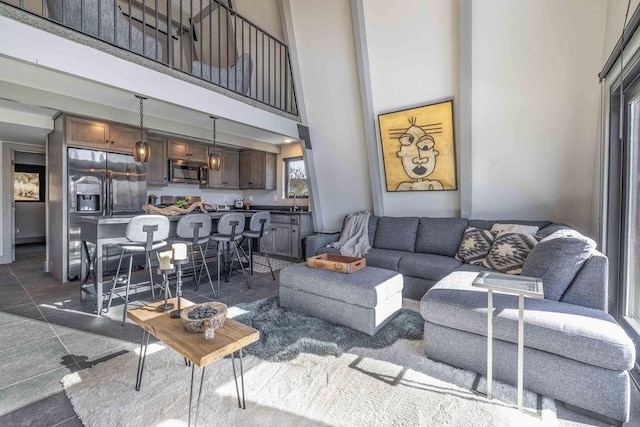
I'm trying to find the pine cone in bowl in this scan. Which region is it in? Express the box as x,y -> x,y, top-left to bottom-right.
180,302 -> 227,334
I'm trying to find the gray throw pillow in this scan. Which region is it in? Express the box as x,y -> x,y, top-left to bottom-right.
455,227 -> 497,265
521,229 -> 596,301
483,232 -> 540,274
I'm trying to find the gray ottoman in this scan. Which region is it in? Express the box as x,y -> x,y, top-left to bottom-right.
279,263 -> 403,336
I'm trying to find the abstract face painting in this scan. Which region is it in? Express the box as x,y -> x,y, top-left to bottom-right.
378,100 -> 456,191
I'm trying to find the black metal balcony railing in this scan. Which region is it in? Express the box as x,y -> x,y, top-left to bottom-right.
3,0 -> 298,116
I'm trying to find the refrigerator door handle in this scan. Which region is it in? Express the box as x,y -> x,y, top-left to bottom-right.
108,171 -> 114,216
100,172 -> 106,216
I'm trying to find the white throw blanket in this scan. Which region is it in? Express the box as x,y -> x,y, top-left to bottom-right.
328,210 -> 371,257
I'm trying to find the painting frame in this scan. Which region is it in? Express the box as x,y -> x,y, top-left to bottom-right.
377,99 -> 457,192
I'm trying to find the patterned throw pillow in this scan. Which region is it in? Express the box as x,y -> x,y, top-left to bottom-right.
483,232 -> 541,274
455,227 -> 497,265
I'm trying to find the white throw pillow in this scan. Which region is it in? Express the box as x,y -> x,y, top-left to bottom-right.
490,223 -> 539,235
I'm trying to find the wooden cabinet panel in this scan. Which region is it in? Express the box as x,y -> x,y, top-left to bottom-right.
208,148 -> 239,189
109,124 -> 139,153
290,224 -> 299,259
168,140 -> 190,160
223,149 -> 240,188
189,144 -> 208,163
239,150 -> 277,189
66,117 -> 110,148
239,151 -> 252,189
250,151 -> 265,188
168,140 -> 208,162
147,138 -> 168,185
272,223 -> 292,257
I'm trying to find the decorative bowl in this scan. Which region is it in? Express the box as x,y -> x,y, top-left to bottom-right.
180,302 -> 227,334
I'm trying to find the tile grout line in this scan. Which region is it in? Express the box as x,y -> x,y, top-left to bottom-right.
0,365 -> 74,393
51,415 -> 79,427
9,266 -> 84,373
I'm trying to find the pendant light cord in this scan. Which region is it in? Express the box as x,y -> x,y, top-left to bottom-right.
139,97 -> 144,142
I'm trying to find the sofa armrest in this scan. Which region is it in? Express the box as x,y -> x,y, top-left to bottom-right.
305,233 -> 341,259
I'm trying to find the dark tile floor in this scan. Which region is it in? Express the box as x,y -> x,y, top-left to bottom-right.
0,244 -> 638,426
0,244 -> 280,426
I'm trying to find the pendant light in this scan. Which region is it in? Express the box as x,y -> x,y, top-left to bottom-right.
208,115 -> 221,171
133,95 -> 150,163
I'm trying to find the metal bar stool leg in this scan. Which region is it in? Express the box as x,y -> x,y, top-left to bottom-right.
122,254 -> 134,326
232,240 -> 250,289
106,249 -> 126,313
198,243 -> 215,297
260,237 -> 276,280
146,251 -> 156,299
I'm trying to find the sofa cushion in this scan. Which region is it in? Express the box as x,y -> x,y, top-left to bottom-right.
415,217 -> 469,256
373,217 -> 419,252
483,232 -> 540,274
364,248 -> 407,271
420,272 -> 636,371
398,253 -> 462,281
469,219 -> 551,231
455,227 -> 496,265
521,229 -> 597,301
316,246 -> 340,256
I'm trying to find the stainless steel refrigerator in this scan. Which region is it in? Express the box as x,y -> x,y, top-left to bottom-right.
67,148 -> 147,280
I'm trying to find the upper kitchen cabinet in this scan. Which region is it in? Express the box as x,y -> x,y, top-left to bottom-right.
208,147 -> 239,189
239,150 -> 276,190
65,116 -> 140,154
168,140 -> 208,163
147,137 -> 168,186
65,117 -> 110,149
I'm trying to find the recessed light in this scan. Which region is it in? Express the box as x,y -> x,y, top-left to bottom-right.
284,138 -> 295,143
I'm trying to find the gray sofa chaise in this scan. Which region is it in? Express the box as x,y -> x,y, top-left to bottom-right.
305,215 -> 636,422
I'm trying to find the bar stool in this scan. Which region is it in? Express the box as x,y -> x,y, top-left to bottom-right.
173,213 -> 215,295
210,213 -> 250,294
242,211 -> 275,280
106,215 -> 170,325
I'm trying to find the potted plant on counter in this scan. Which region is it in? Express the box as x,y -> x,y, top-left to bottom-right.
147,194 -> 158,205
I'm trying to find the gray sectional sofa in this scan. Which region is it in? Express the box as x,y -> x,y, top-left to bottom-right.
305,215 -> 636,423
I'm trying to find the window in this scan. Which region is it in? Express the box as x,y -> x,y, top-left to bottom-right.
14,164 -> 45,202
284,157 -> 309,198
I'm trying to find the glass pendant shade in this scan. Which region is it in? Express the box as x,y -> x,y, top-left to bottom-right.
208,115 -> 221,170
208,152 -> 221,170
134,140 -> 150,163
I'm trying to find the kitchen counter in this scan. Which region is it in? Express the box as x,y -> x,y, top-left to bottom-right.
79,208 -> 311,225
78,209 -> 313,314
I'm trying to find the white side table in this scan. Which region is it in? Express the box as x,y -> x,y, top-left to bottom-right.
472,271 -> 543,411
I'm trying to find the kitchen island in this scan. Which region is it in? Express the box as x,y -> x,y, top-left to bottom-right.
79,209 -> 312,314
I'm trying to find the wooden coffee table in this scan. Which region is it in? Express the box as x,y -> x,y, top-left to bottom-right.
127,298 -> 260,426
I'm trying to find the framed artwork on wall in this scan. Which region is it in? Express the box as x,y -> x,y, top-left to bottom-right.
378,100 -> 457,192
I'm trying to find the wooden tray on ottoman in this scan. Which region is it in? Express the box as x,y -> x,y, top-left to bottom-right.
307,254 -> 366,274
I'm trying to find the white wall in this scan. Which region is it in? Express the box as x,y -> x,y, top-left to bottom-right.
471,0 -> 606,236
363,0 -> 460,217
288,0 -> 372,230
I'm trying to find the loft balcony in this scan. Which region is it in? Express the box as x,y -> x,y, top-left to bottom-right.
0,0 -> 298,117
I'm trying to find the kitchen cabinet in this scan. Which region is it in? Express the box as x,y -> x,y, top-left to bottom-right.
207,147 -> 239,189
259,213 -> 311,260
147,138 -> 168,185
65,116 -> 141,154
109,124 -> 139,152
239,150 -> 276,189
168,140 -> 208,162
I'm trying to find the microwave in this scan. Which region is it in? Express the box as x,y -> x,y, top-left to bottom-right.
169,160 -> 207,184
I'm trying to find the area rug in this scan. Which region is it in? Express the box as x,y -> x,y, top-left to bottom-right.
251,255 -> 295,273
62,298 -> 557,426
